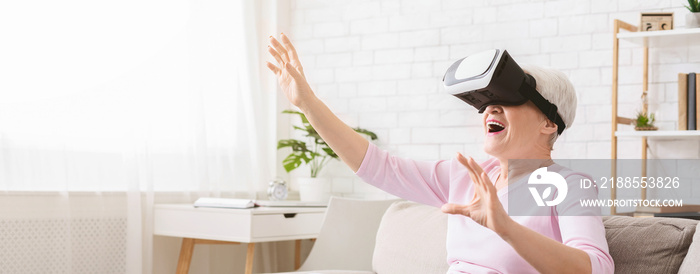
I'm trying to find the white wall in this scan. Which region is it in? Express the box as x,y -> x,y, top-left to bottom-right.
275,0 -> 700,199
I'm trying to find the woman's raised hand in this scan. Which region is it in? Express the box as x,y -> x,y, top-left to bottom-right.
266,34 -> 315,109
441,154 -> 513,236
266,34 -> 370,172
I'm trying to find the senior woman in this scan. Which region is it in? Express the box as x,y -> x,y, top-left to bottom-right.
266,33 -> 613,274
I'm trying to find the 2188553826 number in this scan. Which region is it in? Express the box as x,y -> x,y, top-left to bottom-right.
596,177 -> 680,189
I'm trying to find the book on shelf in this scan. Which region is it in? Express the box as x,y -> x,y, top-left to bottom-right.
632,212 -> 655,218
678,72 -> 699,130
679,73 -> 687,130
654,212 -> 700,220
633,211 -> 700,220
689,73 -> 697,130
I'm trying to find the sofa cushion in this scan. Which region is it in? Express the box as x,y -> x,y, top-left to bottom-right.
372,201 -> 449,274
272,271 -> 374,274
603,216 -> 698,274
679,222 -> 700,273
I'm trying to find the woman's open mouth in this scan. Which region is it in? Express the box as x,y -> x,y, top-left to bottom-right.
486,119 -> 506,135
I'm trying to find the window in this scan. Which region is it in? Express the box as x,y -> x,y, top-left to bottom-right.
0,0 -> 264,192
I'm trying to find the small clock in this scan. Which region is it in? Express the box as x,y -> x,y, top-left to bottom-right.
640,12 -> 673,31
267,178 -> 288,201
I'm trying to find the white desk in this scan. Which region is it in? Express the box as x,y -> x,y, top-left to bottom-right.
154,204 -> 326,274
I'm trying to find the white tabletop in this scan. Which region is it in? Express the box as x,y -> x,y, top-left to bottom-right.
154,203 -> 327,243
155,203 -> 327,215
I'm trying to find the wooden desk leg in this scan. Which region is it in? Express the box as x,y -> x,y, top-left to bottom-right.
176,238 -> 195,274
245,243 -> 255,274
294,239 -> 302,270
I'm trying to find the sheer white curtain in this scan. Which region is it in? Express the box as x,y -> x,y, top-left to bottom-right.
0,0 -> 271,273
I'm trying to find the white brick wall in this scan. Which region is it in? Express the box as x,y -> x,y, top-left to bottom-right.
280,0 -> 700,199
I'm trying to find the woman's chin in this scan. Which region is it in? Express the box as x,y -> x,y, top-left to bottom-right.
483,143 -> 504,158
483,131 -> 510,157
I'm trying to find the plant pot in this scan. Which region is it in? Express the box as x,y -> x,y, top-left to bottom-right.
634,126 -> 658,131
297,177 -> 331,202
686,13 -> 700,28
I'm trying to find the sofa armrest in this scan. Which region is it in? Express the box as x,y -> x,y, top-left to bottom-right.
679,222 -> 700,273
372,201 -> 449,274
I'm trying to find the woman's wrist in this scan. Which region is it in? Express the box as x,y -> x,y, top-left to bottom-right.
298,93 -> 321,115
495,217 -> 519,242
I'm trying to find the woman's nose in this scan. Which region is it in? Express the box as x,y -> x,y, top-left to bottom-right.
484,105 -> 503,114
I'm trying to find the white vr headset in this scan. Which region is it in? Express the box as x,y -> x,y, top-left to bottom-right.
442,49 -> 566,135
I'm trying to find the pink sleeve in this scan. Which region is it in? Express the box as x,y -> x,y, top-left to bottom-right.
355,142 -> 451,208
557,174 -> 615,274
558,215 -> 614,273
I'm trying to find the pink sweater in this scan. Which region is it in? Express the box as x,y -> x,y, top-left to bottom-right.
355,143 -> 614,274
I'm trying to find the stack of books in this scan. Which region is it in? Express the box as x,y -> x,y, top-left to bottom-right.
192,197 -> 327,209
678,73 -> 700,130
194,197 -> 258,209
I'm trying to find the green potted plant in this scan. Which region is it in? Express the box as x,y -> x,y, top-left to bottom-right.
278,110 -> 378,201
685,0 -> 700,27
633,111 -> 658,131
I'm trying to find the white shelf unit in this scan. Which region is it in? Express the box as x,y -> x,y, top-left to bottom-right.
617,28 -> 700,39
615,130 -> 700,139
617,27 -> 700,39
611,20 -> 700,215
616,27 -> 700,47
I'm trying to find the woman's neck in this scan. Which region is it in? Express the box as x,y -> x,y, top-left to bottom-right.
496,151 -> 553,188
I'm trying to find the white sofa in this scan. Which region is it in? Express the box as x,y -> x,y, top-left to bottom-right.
275,198 -> 700,274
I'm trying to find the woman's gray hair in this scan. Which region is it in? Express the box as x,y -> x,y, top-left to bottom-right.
522,65 -> 577,149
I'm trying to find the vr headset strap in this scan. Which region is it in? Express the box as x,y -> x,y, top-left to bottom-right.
518,75 -> 567,135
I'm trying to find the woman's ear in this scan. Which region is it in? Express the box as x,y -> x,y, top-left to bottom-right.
541,119 -> 558,135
